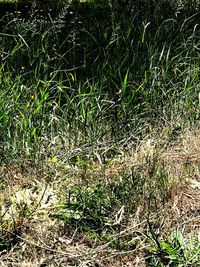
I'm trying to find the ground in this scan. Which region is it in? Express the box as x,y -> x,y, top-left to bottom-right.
0,127 -> 200,266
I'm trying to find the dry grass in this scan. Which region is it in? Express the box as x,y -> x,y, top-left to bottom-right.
0,126 -> 200,266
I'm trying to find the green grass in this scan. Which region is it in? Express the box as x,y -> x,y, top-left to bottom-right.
0,0 -> 17,2
146,233 -> 200,266
0,0 -> 200,265
1,1 -> 199,161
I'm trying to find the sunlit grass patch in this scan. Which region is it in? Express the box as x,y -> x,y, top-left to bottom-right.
0,184 -> 60,226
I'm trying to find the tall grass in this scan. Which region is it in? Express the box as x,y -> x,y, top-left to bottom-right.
0,0 -> 199,162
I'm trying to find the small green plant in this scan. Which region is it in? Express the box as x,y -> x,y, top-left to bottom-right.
146,227 -> 200,266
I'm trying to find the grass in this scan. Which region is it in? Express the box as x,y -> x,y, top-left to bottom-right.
0,0 -> 200,265
146,230 -> 200,266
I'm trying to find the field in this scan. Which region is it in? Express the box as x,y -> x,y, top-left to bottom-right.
0,0 -> 200,266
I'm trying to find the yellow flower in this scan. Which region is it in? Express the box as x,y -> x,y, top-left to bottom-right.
51,156 -> 58,163
31,94 -> 36,100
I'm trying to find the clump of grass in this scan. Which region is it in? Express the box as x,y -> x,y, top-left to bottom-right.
146,230 -> 200,266
54,173 -> 144,232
